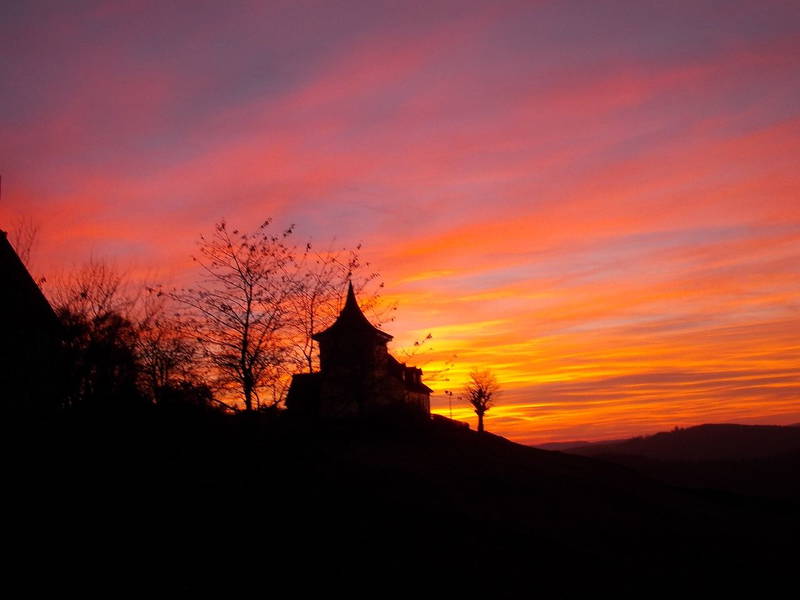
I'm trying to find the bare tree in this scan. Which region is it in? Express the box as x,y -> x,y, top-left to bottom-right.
172,219 -> 298,412
48,257 -> 133,321
463,369 -> 500,433
48,259 -> 142,408
48,258 -> 214,410
136,288 -> 206,404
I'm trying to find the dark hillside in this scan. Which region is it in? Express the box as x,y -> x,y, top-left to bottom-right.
3,410 -> 798,594
569,423 -> 800,460
551,424 -> 800,500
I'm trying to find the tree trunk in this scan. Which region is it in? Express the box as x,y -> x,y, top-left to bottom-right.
243,373 -> 253,412
477,411 -> 484,433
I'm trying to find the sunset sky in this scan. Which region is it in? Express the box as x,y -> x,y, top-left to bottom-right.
2,1 -> 800,443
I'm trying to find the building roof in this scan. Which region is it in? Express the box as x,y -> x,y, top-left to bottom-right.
387,355 -> 434,394
312,282 -> 393,342
0,229 -> 60,330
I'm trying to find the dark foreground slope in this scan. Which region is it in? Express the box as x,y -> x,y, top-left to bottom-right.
3,410 -> 798,594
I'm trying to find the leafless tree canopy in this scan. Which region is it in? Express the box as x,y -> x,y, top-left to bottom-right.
136,287 -> 206,404
46,259 -> 142,408
172,219 -> 300,412
48,258 -> 133,322
44,256 -> 215,410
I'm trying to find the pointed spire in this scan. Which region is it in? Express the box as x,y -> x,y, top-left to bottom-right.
338,279 -> 374,324
311,280 -> 393,342
343,280 -> 358,312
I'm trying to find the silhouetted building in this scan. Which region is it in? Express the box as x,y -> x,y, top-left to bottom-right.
286,283 -> 432,418
0,229 -> 61,409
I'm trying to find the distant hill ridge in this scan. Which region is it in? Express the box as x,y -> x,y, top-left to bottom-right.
538,423 -> 800,460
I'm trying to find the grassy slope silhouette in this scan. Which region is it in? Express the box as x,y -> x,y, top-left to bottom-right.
4,410 -> 798,593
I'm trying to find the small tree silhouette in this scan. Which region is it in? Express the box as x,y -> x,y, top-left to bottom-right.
463,369 -> 500,433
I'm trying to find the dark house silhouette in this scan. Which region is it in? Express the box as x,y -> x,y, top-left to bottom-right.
0,229 -> 61,409
286,283 -> 432,418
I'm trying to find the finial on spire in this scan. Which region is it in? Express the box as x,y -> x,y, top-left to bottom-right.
345,280 -> 358,309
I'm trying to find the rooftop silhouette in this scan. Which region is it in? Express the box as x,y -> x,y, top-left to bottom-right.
0,229 -> 60,409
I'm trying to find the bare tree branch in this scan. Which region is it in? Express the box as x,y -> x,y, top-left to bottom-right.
171,219 -> 300,411
9,215 -> 41,281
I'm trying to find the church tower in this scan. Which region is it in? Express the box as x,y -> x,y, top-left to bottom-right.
286,282 -> 431,419
313,282 -> 392,375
